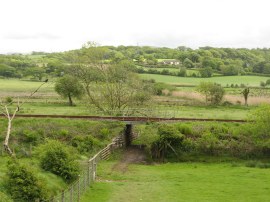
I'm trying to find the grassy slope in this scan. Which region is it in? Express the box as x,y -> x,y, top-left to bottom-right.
81,161 -> 270,202
140,74 -> 270,87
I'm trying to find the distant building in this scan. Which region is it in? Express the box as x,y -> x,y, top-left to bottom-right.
159,59 -> 181,65
36,63 -> 48,67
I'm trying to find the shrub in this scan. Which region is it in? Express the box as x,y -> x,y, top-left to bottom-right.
222,101 -> 233,106
196,132 -> 220,155
260,81 -> 266,87
36,140 -> 80,183
151,124 -> 184,160
266,79 -> 270,86
153,82 -> 175,96
240,83 -> 246,88
21,130 -> 40,144
245,161 -> 257,168
6,160 -> 48,201
258,162 -> 270,169
71,135 -> 100,153
181,138 -> 196,152
5,97 -> 13,104
176,124 -> 192,136
250,104 -> 270,139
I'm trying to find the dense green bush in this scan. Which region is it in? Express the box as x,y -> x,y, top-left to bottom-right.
5,160 -> 48,201
151,124 -> 184,160
71,135 -> 101,153
36,140 -> 80,183
153,82 -> 176,95
21,129 -> 40,144
175,124 -> 192,136
135,120 -> 269,160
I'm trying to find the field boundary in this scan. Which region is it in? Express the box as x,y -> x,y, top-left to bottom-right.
42,135 -> 125,202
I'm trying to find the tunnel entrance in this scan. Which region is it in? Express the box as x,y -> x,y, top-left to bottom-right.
124,124 -> 133,147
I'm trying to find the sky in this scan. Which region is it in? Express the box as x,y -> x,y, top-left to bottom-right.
1,0 -> 270,53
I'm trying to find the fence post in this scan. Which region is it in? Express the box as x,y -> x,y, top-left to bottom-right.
84,172 -> 87,191
92,158 -> 96,181
88,160 -> 91,185
61,190 -> 65,202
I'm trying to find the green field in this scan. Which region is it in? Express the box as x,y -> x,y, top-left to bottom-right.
0,79 -> 54,93
0,79 -> 254,119
81,161 -> 270,202
141,74 -> 270,87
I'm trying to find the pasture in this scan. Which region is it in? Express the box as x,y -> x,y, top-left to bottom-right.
0,78 -> 257,119
81,161 -> 270,202
140,74 -> 270,87
0,79 -> 55,95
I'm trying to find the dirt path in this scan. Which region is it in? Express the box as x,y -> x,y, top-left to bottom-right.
112,146 -> 147,173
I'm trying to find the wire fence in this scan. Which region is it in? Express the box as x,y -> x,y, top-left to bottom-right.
41,135 -> 125,202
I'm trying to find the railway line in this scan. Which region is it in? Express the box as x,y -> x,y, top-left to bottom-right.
0,114 -> 247,123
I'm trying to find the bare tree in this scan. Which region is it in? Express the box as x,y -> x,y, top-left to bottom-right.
0,81 -> 48,155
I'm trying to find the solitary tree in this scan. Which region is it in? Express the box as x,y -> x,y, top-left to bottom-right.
68,43 -> 153,114
241,87 -> 250,106
55,75 -> 84,106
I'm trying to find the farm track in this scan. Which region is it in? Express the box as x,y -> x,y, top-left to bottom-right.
0,114 -> 247,123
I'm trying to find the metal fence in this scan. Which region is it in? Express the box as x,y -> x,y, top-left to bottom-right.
42,135 -> 124,202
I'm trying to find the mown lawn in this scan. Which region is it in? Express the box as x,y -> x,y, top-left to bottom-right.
81,161 -> 270,202
140,74 -> 270,87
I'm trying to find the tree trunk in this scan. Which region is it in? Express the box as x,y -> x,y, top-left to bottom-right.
68,94 -> 73,106
244,98 -> 248,106
4,119 -> 13,155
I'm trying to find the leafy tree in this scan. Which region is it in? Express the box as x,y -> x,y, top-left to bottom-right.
55,75 -> 84,106
200,67 -> 213,77
25,67 -> 46,80
70,44 -> 153,115
0,64 -> 16,78
196,82 -> 225,105
178,66 -> 186,77
183,58 -> 194,68
6,160 -> 48,201
241,87 -> 250,106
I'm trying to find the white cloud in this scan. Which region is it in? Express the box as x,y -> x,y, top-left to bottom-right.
1,0 -> 270,53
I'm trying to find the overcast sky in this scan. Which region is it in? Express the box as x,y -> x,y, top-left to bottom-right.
1,0 -> 270,53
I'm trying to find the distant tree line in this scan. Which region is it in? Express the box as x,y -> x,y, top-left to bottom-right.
2,45 -> 270,79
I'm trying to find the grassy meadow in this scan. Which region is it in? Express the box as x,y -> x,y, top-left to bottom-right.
140,74 -> 270,87
0,78 -> 263,119
81,160 -> 270,202
0,79 -> 54,93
